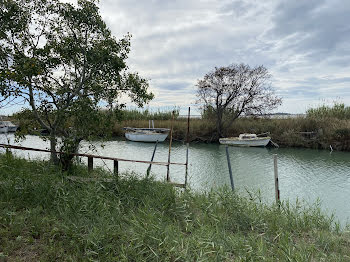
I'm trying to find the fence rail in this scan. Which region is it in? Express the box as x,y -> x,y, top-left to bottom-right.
0,144 -> 186,166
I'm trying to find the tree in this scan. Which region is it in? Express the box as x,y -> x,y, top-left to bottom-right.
0,0 -> 153,167
196,63 -> 281,139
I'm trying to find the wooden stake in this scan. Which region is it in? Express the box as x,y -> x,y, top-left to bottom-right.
146,141 -> 158,177
274,154 -> 280,205
114,160 -> 119,178
166,111 -> 175,181
185,107 -> 190,188
88,156 -> 93,172
225,146 -> 234,191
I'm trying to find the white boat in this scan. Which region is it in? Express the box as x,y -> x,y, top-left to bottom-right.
0,125 -> 8,133
219,133 -> 270,147
3,121 -> 18,132
123,127 -> 170,142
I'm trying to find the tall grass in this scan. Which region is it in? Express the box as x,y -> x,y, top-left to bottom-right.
307,103 -> 350,120
115,108 -> 180,121
0,154 -> 349,261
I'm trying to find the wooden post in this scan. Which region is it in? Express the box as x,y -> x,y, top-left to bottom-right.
146,141 -> 158,177
225,146 -> 234,191
274,154 -> 280,205
88,156 -> 93,172
114,160 -> 119,178
166,111 -> 175,181
185,107 -> 190,188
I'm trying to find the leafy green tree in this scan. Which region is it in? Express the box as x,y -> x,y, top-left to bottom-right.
0,0 -> 153,166
197,64 -> 281,139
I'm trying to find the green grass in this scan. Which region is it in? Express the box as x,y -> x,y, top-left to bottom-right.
0,154 -> 349,261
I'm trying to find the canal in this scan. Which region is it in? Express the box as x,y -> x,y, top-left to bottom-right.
1,134 -> 350,226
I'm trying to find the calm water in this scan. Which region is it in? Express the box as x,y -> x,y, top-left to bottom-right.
1,134 -> 350,225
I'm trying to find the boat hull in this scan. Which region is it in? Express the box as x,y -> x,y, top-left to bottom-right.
7,126 -> 18,132
0,126 -> 8,133
219,137 -> 270,147
125,132 -> 168,142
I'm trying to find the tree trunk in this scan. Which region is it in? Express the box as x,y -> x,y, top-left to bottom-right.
49,134 -> 59,165
216,109 -> 224,140
59,137 -> 82,171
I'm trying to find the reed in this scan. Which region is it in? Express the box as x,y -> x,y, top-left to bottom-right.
0,154 -> 349,261
115,108 -> 180,121
114,116 -> 350,150
307,103 -> 350,120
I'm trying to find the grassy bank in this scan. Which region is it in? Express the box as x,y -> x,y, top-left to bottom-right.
0,154 -> 349,261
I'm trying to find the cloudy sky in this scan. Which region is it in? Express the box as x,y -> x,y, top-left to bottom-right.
2,0 -> 349,115
95,0 -> 350,114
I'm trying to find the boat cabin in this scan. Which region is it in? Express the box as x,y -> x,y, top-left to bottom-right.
238,134 -> 258,140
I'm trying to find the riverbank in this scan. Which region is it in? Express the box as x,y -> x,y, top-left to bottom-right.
1,154 -> 349,261
11,107 -> 350,151
114,116 -> 350,151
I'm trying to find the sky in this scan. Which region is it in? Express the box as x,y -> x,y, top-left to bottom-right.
97,0 -> 350,114
2,0 -> 350,115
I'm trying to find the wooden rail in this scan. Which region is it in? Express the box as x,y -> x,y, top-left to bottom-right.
0,144 -> 186,167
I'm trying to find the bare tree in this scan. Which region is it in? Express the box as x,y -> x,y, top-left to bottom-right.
197,63 -> 282,139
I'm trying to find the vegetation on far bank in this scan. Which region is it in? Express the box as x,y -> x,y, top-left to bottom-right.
114,103 -> 350,151
0,154 -> 349,261
8,103 -> 350,151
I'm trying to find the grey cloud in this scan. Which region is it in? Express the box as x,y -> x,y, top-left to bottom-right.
266,0 -> 350,65
95,0 -> 350,113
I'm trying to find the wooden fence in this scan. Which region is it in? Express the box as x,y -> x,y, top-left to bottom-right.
0,143 -> 187,187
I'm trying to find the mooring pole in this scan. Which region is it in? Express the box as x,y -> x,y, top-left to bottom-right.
147,141 -> 158,178
225,146 -> 234,191
166,111 -> 175,182
114,160 -> 119,178
88,156 -> 93,172
274,154 -> 280,205
185,107 -> 190,188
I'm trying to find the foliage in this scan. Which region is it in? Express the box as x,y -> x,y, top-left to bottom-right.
307,103 -> 350,120
0,0 -> 153,165
196,63 -> 281,139
0,155 -> 349,261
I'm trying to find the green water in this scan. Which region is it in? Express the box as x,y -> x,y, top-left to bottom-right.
2,134 -> 350,226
